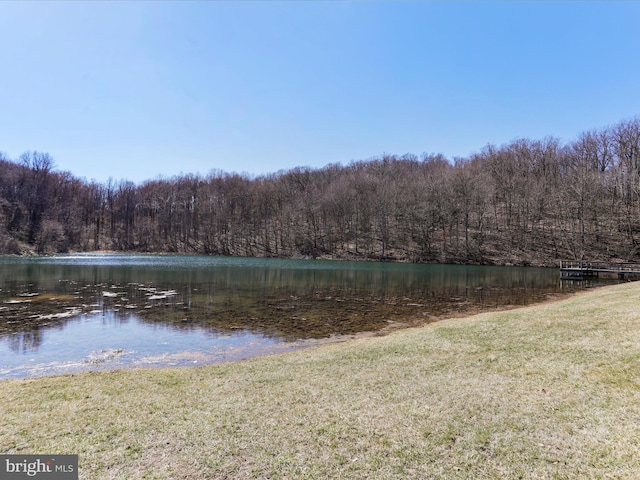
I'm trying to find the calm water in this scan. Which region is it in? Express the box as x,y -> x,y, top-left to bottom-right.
0,254 -> 611,378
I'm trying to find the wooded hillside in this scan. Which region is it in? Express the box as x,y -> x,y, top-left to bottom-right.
2,118 -> 640,266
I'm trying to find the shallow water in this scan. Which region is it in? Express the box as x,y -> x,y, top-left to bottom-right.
0,254 -> 613,378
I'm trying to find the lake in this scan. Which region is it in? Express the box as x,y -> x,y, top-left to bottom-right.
0,254 -> 611,379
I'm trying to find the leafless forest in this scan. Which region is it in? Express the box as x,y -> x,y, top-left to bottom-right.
2,118 -> 640,266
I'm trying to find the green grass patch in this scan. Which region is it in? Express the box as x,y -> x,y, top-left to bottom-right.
2,283 -> 640,478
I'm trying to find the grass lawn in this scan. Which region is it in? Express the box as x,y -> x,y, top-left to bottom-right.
2,282 -> 640,479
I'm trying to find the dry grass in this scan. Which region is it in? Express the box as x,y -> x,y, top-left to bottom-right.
2,282 -> 640,479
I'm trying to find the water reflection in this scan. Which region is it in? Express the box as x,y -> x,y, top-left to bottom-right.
0,254 -> 618,378
6,327 -> 45,354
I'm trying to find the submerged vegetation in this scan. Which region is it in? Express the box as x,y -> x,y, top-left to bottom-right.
2,117 -> 640,265
2,282 -> 640,478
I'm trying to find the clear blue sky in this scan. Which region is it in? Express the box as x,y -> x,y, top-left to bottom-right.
1,1 -> 639,184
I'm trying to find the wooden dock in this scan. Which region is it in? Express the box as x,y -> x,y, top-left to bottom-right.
560,260 -> 640,279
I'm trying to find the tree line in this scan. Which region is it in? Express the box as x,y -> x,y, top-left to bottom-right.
2,117 -> 640,266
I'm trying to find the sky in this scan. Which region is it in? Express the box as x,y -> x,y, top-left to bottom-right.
1,1 -> 639,185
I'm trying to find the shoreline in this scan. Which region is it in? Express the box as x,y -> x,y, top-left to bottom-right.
2,281 -> 640,478
7,248 -> 570,268
0,282 -> 588,381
